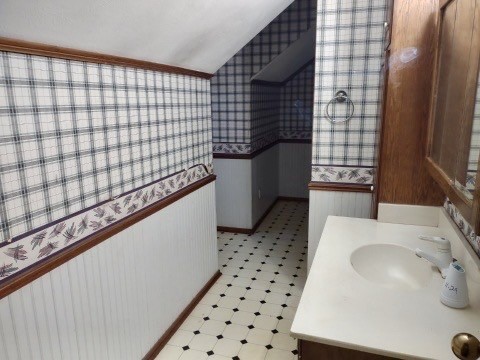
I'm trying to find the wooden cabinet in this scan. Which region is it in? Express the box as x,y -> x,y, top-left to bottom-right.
376,0 -> 445,206
426,0 -> 480,232
298,339 -> 398,360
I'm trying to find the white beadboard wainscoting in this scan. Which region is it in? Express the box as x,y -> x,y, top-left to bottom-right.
214,158 -> 253,229
215,142 -> 310,230
279,142 -> 311,199
307,190 -> 372,270
0,182 -> 218,360
214,144 -> 280,230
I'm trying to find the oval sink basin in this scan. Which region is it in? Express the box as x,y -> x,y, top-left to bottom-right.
350,244 -> 433,291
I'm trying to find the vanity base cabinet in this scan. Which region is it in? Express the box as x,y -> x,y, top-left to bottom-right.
298,339 -> 398,360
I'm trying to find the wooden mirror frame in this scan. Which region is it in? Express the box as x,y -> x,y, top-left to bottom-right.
426,0 -> 480,233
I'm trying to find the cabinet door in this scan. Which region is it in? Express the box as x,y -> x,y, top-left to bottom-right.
430,0 -> 477,180
426,0 -> 480,231
298,340 -> 398,360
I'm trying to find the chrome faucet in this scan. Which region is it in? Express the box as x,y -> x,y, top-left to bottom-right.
415,235 -> 452,278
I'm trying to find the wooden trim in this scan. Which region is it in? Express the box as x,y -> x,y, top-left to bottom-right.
213,139 -> 311,159
308,182 -> 373,193
425,157 -> 473,223
425,157 -> 453,195
217,197 -> 308,235
217,198 -> 278,236
217,226 -> 251,234
371,0 -> 394,218
0,174 -> 216,300
0,37 -> 213,79
371,50 -> 390,218
298,339 -> 397,360
143,270 -> 221,360
251,198 -> 279,234
278,196 -> 309,202
425,1 -> 443,162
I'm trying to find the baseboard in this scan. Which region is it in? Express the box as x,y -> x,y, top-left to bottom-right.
217,200 -> 278,235
250,198 -> 279,234
143,270 -> 222,360
217,196 -> 309,235
217,226 -> 251,234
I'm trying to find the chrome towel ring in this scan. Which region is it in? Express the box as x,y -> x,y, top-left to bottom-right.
325,90 -> 355,123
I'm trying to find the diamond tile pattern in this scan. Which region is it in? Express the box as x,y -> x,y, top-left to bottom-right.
156,201 -> 308,359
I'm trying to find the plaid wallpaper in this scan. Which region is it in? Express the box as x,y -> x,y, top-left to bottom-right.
311,0 -> 389,181
279,61 -> 314,139
251,83 -> 280,152
211,0 -> 317,152
211,47 -> 251,145
0,52 -> 212,243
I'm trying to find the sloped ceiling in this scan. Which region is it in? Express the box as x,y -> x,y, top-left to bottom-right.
0,0 -> 294,73
251,27 -> 315,83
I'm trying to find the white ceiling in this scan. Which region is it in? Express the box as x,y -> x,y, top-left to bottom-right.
251,27 -> 315,83
0,0 -> 294,73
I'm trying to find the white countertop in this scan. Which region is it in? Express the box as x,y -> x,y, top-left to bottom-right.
291,214 -> 480,359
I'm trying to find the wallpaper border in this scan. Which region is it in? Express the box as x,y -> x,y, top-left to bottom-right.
0,164 -> 213,285
444,198 -> 480,256
213,143 -> 252,155
0,50 -> 212,243
311,165 -> 374,185
213,138 -> 312,159
213,130 -> 312,156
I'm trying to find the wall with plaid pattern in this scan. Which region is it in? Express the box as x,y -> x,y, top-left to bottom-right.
0,52 -> 212,243
211,0 -> 317,153
279,61 -> 314,140
251,83 -> 281,153
311,0 -> 389,185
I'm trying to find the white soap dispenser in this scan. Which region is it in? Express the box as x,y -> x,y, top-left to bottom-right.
440,262 -> 469,309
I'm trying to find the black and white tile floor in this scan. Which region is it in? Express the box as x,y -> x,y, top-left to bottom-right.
156,200 -> 308,360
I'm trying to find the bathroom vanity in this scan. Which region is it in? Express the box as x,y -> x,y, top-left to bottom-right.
291,205 -> 480,359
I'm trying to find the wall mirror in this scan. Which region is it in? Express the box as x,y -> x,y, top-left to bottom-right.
427,0 -> 480,231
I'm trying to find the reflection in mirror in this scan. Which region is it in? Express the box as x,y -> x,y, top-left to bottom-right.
463,79 -> 480,199
427,0 -> 480,233
453,0 -> 480,201
431,0 -> 476,182
431,0 -> 457,178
